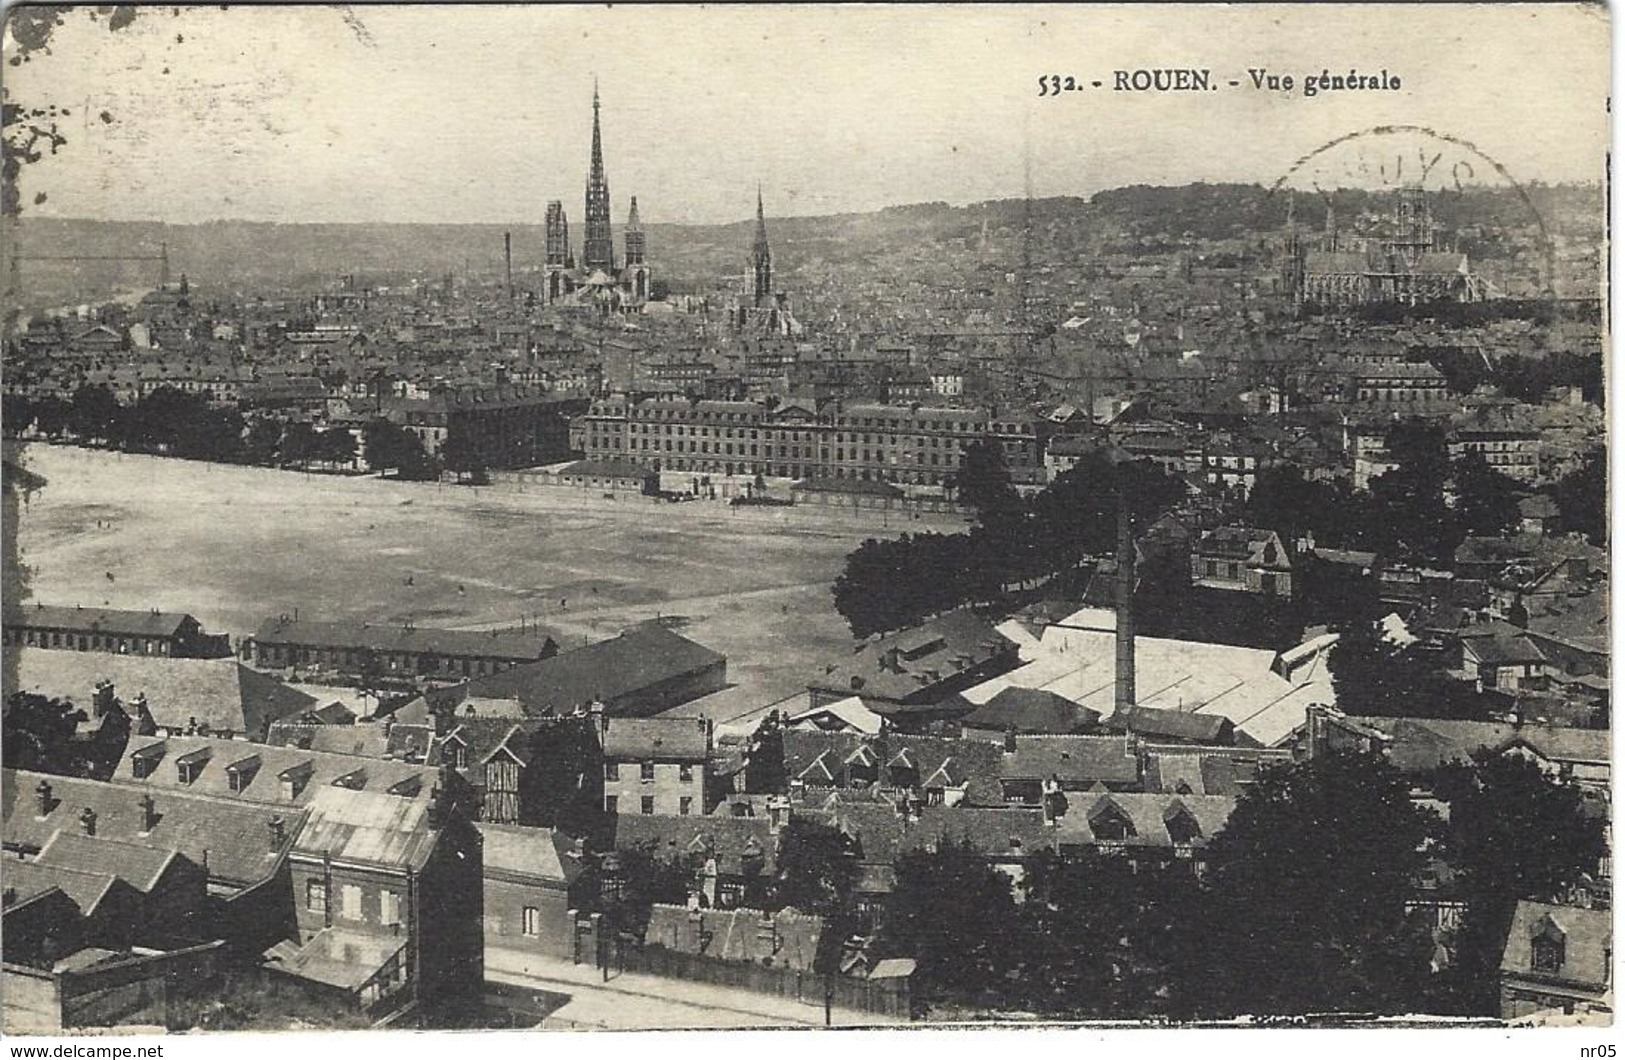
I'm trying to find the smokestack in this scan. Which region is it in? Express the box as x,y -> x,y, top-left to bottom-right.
504,231 -> 514,300
1114,502 -> 1136,716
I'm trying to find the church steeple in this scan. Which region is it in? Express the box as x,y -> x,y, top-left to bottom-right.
583,80 -> 615,273
751,185 -> 772,306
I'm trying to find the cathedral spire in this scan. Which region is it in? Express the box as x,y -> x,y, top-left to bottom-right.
751,185 -> 772,306
583,80 -> 615,273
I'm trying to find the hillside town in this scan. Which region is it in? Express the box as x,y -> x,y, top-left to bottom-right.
2,54 -> 1610,1035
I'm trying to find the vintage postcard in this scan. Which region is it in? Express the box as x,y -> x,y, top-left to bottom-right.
0,1 -> 1610,1042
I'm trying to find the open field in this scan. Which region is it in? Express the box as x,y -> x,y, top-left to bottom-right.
8,444 -> 966,726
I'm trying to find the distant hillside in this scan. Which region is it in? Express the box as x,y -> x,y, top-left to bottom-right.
9,182 -> 1601,311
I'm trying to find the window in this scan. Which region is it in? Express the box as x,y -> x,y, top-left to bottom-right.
604,761 -> 620,781
380,889 -> 401,927
341,884 -> 363,921
604,795 -> 619,814
641,796 -> 655,815
679,763 -> 694,783
306,879 -> 328,914
680,797 -> 693,816
1532,933 -> 1565,975
641,761 -> 656,782
522,906 -> 542,937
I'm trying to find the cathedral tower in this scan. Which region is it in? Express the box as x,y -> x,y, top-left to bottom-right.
583,82 -> 616,274
750,186 -> 772,307
624,196 -> 649,302
544,200 -> 571,303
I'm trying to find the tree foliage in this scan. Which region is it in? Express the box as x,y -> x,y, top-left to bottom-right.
1432,751 -> 1607,1013
1187,752 -> 1439,1017
879,841 -> 1025,1013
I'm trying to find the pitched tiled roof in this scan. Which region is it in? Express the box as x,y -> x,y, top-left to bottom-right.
995,735 -> 1141,786
1106,706 -> 1232,744
960,688 -> 1101,735
35,830 -> 184,892
602,717 -> 711,761
1344,717 -> 1611,773
4,648 -> 317,737
610,813 -> 778,876
807,610 -> 1018,705
477,823 -> 586,886
2,604 -> 194,638
430,625 -> 725,716
780,730 -> 1005,805
644,904 -> 824,971
1052,793 -> 1236,848
3,769 -> 299,889
4,858 -> 123,914
1499,901 -> 1611,989
111,736 -> 438,806
290,786 -> 440,871
251,617 -> 557,662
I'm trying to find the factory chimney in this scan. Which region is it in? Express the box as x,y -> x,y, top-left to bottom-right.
504,232 -> 514,300
1114,500 -> 1136,717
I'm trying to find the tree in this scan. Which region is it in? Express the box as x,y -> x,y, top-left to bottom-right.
318,426 -> 357,469
1367,421 -> 1460,563
602,843 -> 699,937
280,422 -> 318,469
68,384 -> 122,446
3,691 -> 88,774
1188,752 -> 1439,1017
1548,448 -> 1605,545
242,418 -> 282,466
1451,452 -> 1521,539
1434,751 -> 1607,1014
957,435 -> 1022,523
772,817 -> 859,919
879,841 -> 1025,1013
1020,851 -> 1203,1017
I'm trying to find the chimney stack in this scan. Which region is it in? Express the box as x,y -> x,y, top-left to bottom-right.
138,793 -> 158,833
1114,502 -> 1137,717
1003,724 -> 1018,755
267,815 -> 286,851
504,231 -> 514,300
79,806 -> 98,837
34,779 -> 52,817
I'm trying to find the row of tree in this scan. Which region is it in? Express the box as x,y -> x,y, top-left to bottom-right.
1240,421 -> 1580,564
877,750 -> 1603,1020
5,385 -> 479,483
833,440 -> 1186,637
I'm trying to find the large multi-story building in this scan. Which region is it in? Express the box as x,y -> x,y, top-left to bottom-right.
388,385 -> 584,470
1450,421 -> 1542,483
573,397 -> 1043,487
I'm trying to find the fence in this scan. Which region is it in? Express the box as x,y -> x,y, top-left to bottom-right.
616,942 -> 911,1020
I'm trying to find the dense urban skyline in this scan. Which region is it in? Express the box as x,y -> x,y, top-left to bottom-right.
3,4 -> 1609,226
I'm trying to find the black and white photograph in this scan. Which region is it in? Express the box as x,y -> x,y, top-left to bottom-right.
0,2 -> 1611,1041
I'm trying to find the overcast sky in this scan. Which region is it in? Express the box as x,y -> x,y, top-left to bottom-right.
3,3 -> 1609,226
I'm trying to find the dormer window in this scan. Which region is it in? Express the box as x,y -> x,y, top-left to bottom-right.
280,761 -> 315,801
226,755 -> 261,794
130,742 -> 166,780
1532,920 -> 1566,975
1164,806 -> 1202,846
1089,802 -> 1136,842
176,748 -> 210,785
